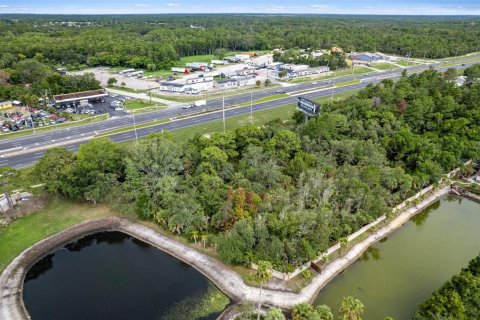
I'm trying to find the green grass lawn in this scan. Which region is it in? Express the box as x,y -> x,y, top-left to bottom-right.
395,60 -> 419,67
178,54 -> 215,66
109,85 -> 146,93
124,99 -> 158,110
233,93 -> 288,107
370,63 -> 399,70
334,79 -> 361,87
0,196 -> 131,272
288,66 -> 373,84
170,103 -> 297,141
95,118 -> 171,138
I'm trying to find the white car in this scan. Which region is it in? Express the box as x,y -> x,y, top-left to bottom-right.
311,81 -> 318,85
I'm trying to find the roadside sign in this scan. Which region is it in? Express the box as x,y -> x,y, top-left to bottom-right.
297,97 -> 320,116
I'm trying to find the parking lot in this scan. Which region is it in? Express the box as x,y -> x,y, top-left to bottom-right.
59,94 -> 129,117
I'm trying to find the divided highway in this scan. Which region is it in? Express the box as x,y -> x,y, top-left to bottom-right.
0,56 -> 478,169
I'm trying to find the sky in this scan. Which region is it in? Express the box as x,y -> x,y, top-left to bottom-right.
0,0 -> 480,15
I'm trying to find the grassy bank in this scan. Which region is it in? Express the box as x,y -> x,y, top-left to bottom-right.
0,196 -> 131,272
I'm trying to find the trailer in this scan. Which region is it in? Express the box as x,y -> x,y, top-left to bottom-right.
186,62 -> 209,68
183,99 -> 207,109
194,100 -> 206,107
211,59 -> 228,65
129,71 -> 144,78
171,67 -> 187,73
119,69 -> 135,75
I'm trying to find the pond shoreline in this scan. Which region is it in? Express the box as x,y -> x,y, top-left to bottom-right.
0,187 -> 451,319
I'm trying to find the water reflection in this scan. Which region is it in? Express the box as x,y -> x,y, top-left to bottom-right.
24,254 -> 54,281
359,246 -> 381,262
23,231 -> 229,320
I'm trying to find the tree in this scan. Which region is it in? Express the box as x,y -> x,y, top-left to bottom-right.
75,139 -> 125,204
278,70 -> 288,78
255,260 -> 273,320
264,79 -> 272,86
120,81 -> 126,88
256,80 -> 262,87
443,68 -> 457,81
34,147 -> 78,197
339,296 -> 364,320
214,48 -> 227,59
191,230 -> 199,244
107,77 -> 117,87
265,307 -> 286,320
201,233 -> 208,248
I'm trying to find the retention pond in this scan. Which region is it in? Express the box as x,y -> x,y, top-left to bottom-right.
315,196 -> 480,319
23,231 -> 229,320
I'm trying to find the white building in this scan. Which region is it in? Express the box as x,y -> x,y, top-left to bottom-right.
186,75 -> 214,84
282,64 -> 309,72
159,82 -> 187,93
217,76 -> 256,89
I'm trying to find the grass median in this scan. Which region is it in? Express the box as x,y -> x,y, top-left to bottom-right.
95,118 -> 171,138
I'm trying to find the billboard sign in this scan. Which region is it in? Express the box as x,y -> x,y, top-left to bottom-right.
297,97 -> 320,116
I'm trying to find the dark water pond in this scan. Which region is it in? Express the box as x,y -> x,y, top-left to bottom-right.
23,231 -> 229,320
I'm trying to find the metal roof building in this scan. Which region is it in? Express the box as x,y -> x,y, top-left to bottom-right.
53,89 -> 107,104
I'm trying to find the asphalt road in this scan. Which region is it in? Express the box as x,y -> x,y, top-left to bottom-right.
0,56 -> 478,169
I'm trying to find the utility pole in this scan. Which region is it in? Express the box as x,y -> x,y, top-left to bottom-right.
222,94 -> 226,133
250,89 -> 253,120
148,85 -> 152,103
30,115 -> 36,134
132,113 -> 138,143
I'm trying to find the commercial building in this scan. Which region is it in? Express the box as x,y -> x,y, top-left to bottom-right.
350,52 -> 383,63
53,89 -> 107,105
159,75 -> 214,93
217,76 -> 256,89
0,100 -> 13,110
270,65 -> 330,79
158,82 -> 187,93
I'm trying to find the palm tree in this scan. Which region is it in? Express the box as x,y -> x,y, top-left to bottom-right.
201,233 -> 208,248
338,296 -> 364,320
255,260 -> 273,320
191,230 -> 199,244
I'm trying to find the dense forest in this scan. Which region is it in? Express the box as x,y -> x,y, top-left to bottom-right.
0,14 -> 479,71
30,67 -> 480,270
273,49 -> 348,70
415,254 -> 480,320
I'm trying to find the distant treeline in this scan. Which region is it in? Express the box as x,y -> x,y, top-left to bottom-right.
0,14 -> 479,70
